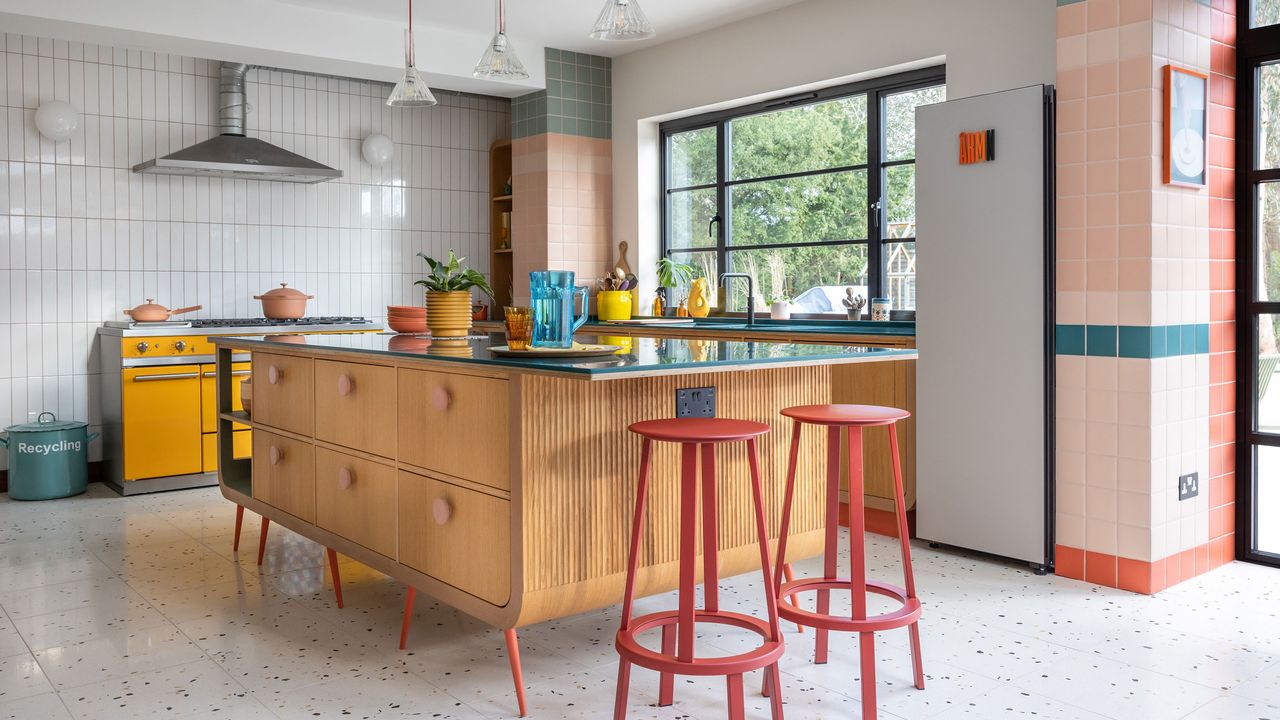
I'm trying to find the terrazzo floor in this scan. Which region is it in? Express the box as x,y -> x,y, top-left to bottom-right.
1,484 -> 1278,719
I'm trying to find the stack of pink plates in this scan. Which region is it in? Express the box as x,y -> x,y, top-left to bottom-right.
387,305 -> 427,334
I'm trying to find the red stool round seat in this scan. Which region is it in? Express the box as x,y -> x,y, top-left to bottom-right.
773,403 -> 924,720
629,417 -> 770,442
780,404 -> 910,426
613,417 -> 785,720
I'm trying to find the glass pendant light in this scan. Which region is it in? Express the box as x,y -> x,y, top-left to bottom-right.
387,0 -> 437,107
474,0 -> 528,80
590,0 -> 656,41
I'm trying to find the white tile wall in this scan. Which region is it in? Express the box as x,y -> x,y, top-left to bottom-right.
0,33 -> 511,470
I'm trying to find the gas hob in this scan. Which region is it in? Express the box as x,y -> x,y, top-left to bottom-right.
103,316 -> 375,331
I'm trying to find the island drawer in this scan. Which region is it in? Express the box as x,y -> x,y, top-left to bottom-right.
252,430 -> 315,523
314,360 -> 397,458
397,470 -> 510,606
396,369 -> 509,491
252,353 -> 315,436
314,447 -> 397,558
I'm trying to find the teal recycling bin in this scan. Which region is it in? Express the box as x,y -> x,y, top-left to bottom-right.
1,413 -> 98,500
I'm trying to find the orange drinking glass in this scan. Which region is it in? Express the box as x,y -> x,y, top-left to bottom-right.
504,307 -> 533,350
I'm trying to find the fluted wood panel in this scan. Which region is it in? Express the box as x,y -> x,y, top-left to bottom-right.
831,359 -> 916,509
519,365 -> 831,593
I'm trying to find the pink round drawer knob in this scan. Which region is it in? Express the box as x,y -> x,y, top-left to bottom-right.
338,467 -> 355,489
432,497 -> 453,525
431,386 -> 451,411
269,446 -> 283,465
268,365 -> 282,385
337,374 -> 354,396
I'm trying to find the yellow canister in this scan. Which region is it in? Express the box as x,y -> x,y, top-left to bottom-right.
597,290 -> 633,321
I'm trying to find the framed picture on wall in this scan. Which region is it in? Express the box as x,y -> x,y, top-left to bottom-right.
1163,64 -> 1208,187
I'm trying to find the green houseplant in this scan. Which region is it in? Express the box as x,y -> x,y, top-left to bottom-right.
655,256 -> 695,316
414,251 -> 494,338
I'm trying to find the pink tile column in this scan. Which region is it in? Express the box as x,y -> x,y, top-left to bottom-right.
511,133 -> 613,305
1054,0 -> 1232,594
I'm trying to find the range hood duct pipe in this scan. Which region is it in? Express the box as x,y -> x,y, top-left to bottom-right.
219,63 -> 250,136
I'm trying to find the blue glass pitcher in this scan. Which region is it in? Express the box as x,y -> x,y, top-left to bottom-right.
530,270 -> 589,348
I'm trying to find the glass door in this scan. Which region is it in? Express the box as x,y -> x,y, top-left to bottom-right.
1240,4 -> 1280,566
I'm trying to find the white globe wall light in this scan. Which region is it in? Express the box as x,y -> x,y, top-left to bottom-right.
34,101 -> 80,141
362,134 -> 395,167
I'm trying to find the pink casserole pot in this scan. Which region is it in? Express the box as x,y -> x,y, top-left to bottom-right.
254,283 -> 314,319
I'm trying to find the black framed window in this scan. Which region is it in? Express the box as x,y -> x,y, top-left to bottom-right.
660,67 -> 945,315
1237,1 -> 1280,567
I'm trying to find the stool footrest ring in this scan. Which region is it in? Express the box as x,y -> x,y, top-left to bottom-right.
616,610 -> 785,677
778,578 -> 922,633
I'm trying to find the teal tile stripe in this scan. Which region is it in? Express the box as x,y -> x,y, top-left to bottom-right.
1056,324 -> 1210,358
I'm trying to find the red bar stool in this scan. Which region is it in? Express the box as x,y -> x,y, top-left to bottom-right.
772,405 -> 923,720
614,418 -> 785,720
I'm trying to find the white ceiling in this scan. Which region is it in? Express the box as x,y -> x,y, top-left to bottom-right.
278,0 -> 811,57
0,0 -> 810,96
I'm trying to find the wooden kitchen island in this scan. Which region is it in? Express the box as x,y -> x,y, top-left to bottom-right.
212,331 -> 916,632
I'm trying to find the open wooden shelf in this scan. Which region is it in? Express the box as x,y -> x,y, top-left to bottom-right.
490,139 -> 514,310
220,410 -> 251,425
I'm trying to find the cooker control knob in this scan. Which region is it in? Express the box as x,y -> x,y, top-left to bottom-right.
135,342 -> 149,354
174,340 -> 187,352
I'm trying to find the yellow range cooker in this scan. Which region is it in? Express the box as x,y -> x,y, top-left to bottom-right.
96,317 -> 380,495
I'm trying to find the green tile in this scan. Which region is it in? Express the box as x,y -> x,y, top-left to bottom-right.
590,67 -> 606,86
547,115 -> 562,134
592,102 -> 607,122
1086,325 -> 1117,357
1118,326 -> 1152,358
545,47 -> 560,61
592,54 -> 608,69
562,99 -> 577,118
564,117 -> 578,136
546,61 -> 561,80
548,97 -> 562,116
563,63 -> 576,82
547,79 -> 562,97
1056,325 -> 1086,356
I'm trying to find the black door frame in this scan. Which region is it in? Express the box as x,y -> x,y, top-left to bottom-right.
1235,12 -> 1280,568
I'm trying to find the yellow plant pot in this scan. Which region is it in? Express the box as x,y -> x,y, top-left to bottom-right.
425,291 -> 473,338
597,290 -> 633,321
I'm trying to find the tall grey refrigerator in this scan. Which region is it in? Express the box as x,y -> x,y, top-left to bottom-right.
914,85 -> 1055,570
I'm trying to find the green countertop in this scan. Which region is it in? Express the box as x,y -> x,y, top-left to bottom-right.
213,331 -> 916,380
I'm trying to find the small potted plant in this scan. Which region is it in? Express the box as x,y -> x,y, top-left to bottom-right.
769,295 -> 792,321
655,256 -> 695,316
843,288 -> 866,321
414,250 -> 494,338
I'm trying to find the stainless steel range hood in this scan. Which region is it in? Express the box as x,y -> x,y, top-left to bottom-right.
133,63 -> 342,184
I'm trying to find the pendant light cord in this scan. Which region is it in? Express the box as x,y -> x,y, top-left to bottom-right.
499,0 -> 505,34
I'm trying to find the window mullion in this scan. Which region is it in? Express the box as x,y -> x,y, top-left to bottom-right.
867,88 -> 883,301
717,118 -> 729,288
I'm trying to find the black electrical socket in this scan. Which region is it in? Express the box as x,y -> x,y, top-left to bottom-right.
675,387 -> 716,418
1178,472 -> 1199,501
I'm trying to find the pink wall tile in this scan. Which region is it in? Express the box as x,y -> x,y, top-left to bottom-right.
1089,0 -> 1121,30
1059,2 -> 1089,36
